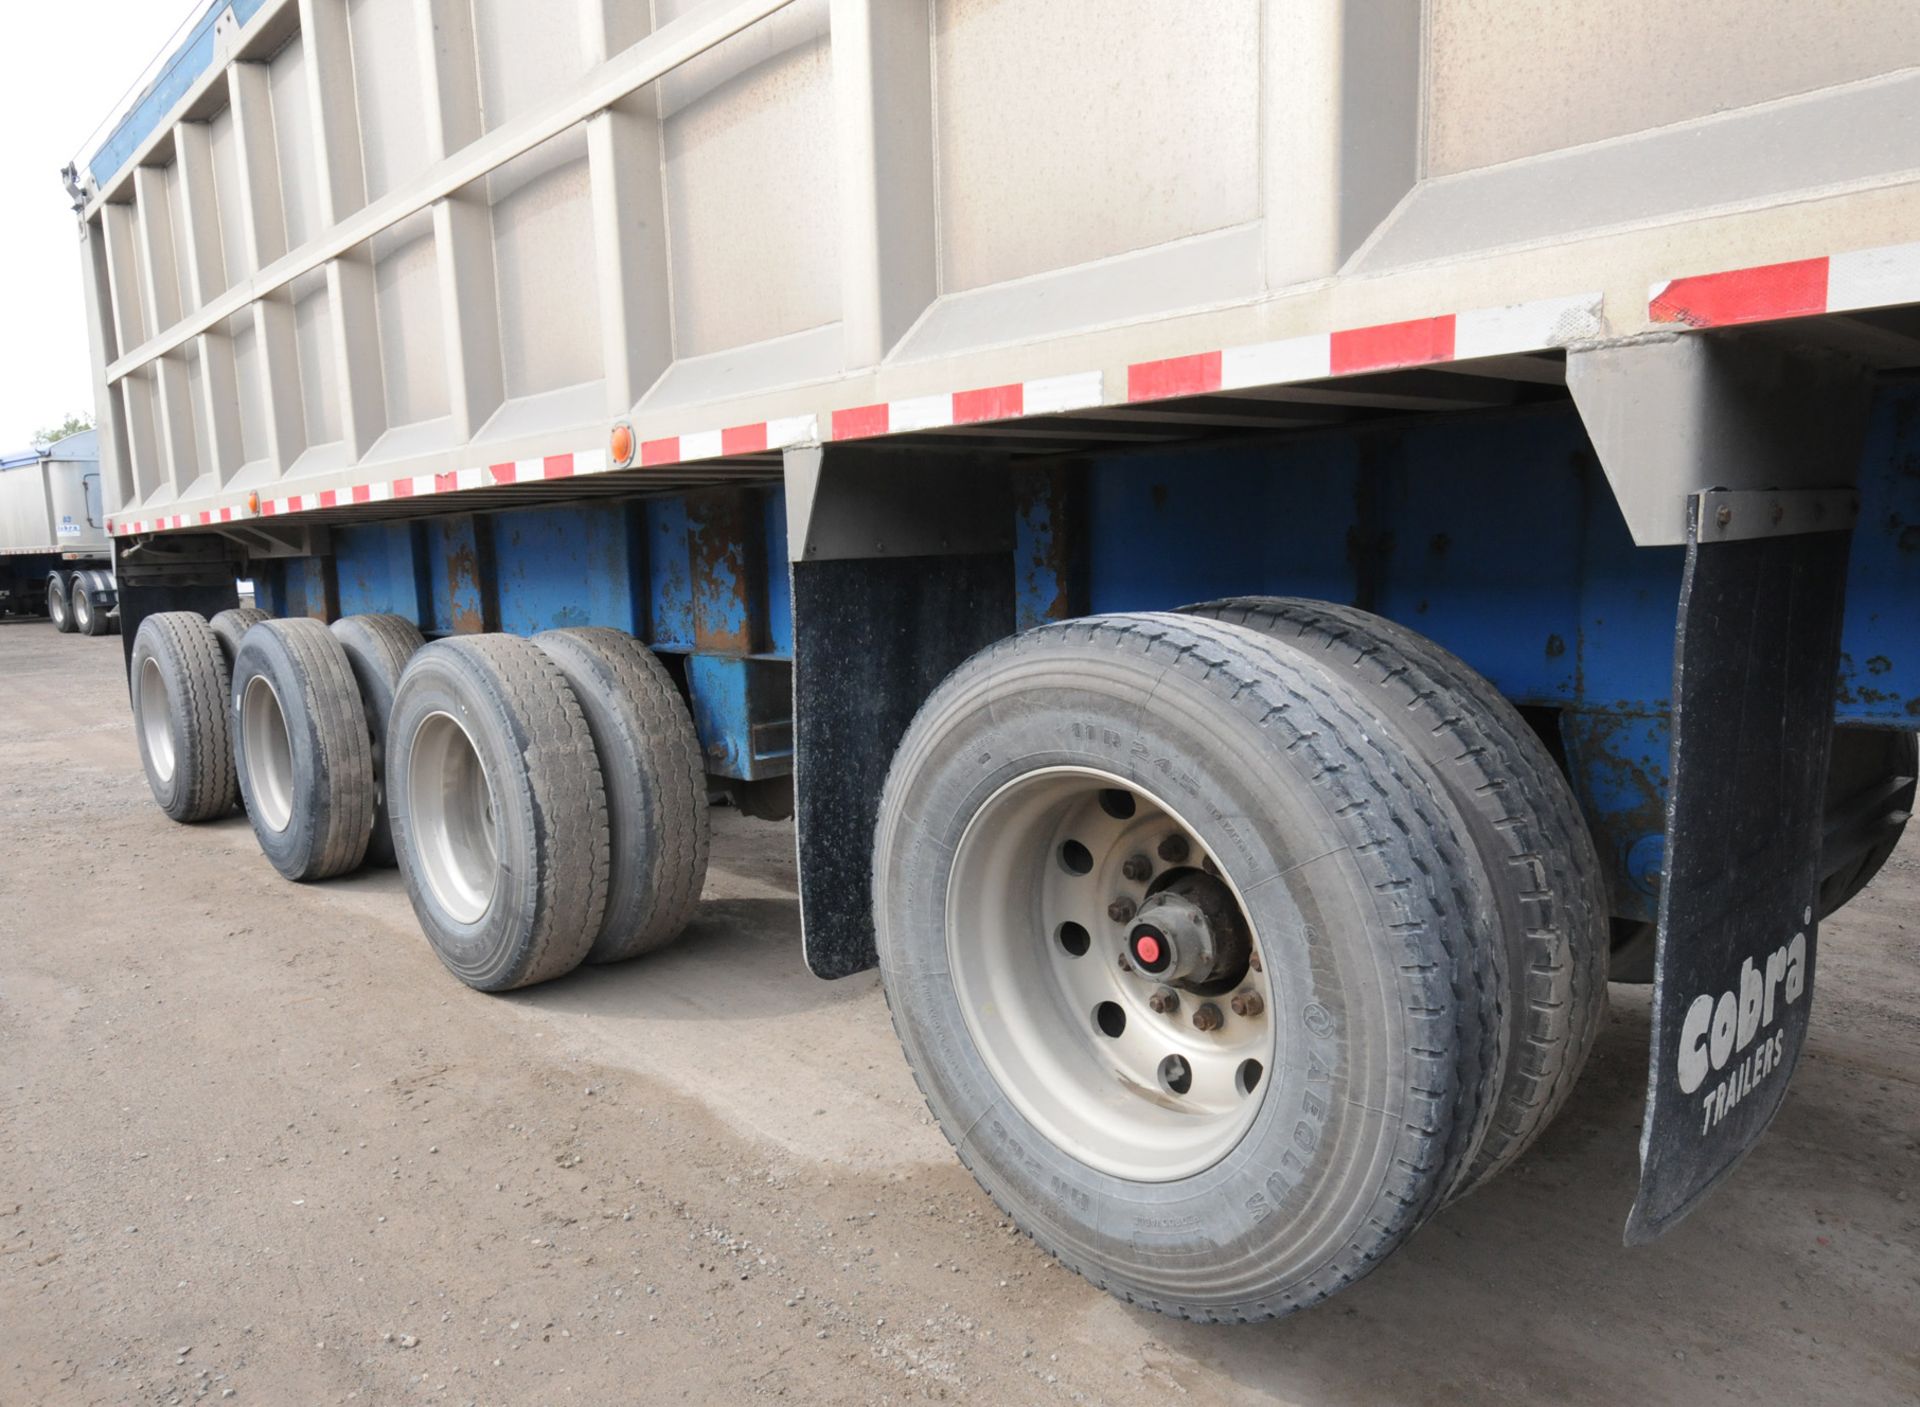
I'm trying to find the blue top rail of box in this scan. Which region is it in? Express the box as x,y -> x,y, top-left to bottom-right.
85,0 -> 273,189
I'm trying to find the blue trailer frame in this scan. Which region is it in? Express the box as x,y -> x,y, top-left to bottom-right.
233,378 -> 1918,937
255,487 -> 796,784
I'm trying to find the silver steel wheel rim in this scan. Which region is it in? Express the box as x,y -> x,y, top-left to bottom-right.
74,590 -> 91,629
946,766 -> 1274,1182
407,710 -> 498,925
48,582 -> 66,627
240,674 -> 296,834
137,657 -> 175,784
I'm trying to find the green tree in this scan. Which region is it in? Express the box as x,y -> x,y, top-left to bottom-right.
32,412 -> 94,449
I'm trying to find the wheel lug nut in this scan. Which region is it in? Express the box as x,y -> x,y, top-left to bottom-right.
1191,1002 -> 1224,1033
1107,895 -> 1137,924
1230,990 -> 1265,1018
1117,955 -> 1133,974
1249,950 -> 1262,973
1120,854 -> 1153,883
1158,834 -> 1191,864
1148,986 -> 1181,1015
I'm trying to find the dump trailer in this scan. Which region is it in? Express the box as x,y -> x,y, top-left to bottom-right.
67,0 -> 1920,1320
0,429 -> 117,634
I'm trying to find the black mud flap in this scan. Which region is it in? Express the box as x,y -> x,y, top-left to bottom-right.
1626,490 -> 1854,1243
791,553 -> 1013,978
113,534 -> 240,679
785,445 -> 1015,980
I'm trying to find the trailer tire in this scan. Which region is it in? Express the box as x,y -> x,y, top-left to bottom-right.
1185,597 -> 1609,1195
209,609 -> 273,818
232,619 -> 376,880
96,568 -> 122,635
209,607 -> 271,670
69,574 -> 91,634
388,635 -> 610,991
131,611 -> 236,822
72,572 -> 113,636
47,571 -> 74,632
1818,725 -> 1917,916
873,612 -> 1500,1321
533,628 -> 710,962
331,614 -> 427,868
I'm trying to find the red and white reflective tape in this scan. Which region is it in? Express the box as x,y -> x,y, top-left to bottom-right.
1650,239 -> 1920,329
1122,291 -> 1605,405
114,512 -> 195,534
107,415 -> 819,536
258,445 -> 613,519
825,371 -> 1105,442
816,292 -> 1602,436
636,413 -> 816,468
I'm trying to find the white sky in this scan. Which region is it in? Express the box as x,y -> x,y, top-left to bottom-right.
0,1 -> 201,450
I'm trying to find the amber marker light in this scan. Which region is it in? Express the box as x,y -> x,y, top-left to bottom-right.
610,422 -> 635,468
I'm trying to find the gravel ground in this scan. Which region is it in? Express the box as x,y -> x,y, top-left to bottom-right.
2,617 -> 1916,1406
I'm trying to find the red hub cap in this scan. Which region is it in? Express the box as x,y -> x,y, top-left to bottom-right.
1129,925 -> 1171,974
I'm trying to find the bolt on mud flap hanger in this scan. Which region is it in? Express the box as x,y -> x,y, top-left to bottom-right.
1568,331 -> 1872,1242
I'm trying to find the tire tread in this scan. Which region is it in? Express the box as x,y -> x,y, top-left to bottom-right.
533,628 -> 709,963
236,618 -> 377,879
330,613 -> 426,867
1188,597 -> 1608,1191
209,608 -> 271,668
133,611 -> 236,822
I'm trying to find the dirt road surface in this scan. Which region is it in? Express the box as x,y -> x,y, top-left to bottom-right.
2,617 -> 1916,1406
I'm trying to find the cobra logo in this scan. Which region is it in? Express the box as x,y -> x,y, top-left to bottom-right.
1676,926 -> 1808,1134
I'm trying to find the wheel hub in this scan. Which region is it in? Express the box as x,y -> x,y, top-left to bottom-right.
945,766 -> 1275,1182
1126,870 -> 1250,992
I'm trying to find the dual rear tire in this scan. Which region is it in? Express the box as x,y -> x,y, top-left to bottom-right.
872,605 -> 1609,1320
132,610 -> 390,882
385,630 -> 709,990
386,635 -> 612,990
70,571 -> 116,636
